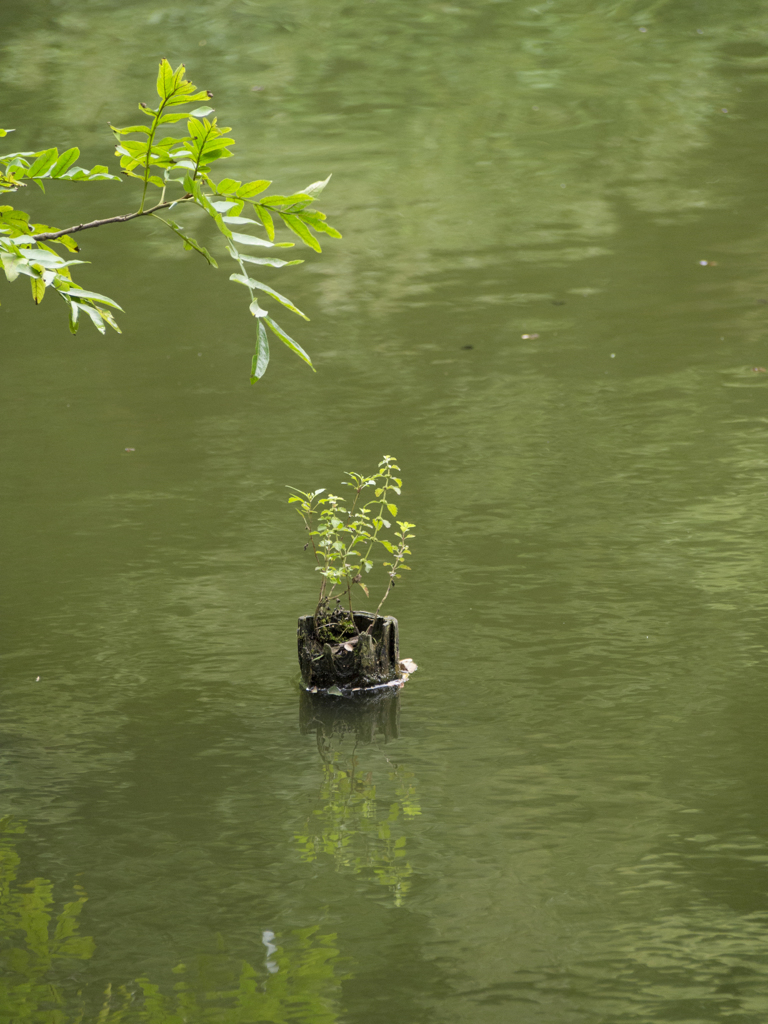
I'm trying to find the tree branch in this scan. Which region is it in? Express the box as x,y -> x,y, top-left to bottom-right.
31,196 -> 192,242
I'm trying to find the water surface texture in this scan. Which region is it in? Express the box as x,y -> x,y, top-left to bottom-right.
3,2 -> 768,1021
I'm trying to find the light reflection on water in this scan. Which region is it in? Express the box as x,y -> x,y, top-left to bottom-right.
3,0 -> 768,1021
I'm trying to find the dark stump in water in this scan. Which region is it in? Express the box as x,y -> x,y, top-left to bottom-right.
297,610 -> 400,690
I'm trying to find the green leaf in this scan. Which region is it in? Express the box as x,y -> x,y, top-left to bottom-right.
238,254 -> 304,268
249,298 -> 269,318
215,177 -> 242,194
301,174 -> 331,198
156,111 -> 192,125
155,216 -> 218,266
251,320 -> 270,382
155,59 -> 211,107
67,297 -> 79,333
111,124 -> 151,135
261,193 -> 313,207
230,231 -> 292,248
387,503 -> 398,516
281,212 -> 322,252
98,307 -> 122,334
157,59 -> 175,101
248,278 -> 309,320
77,302 -> 106,334
254,204 -> 275,241
30,275 -> 45,304
50,148 -> 80,177
221,216 -> 259,225
265,316 -> 314,370
27,148 -> 58,177
237,179 -> 271,198
302,210 -> 343,239
327,685 -> 343,696
1,253 -> 23,281
65,288 -> 123,310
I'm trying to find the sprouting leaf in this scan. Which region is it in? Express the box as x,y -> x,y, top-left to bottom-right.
301,174 -> 331,198
155,59 -> 212,107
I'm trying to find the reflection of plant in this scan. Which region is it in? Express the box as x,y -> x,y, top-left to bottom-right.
294,749 -> 421,907
97,926 -> 347,1024
0,815 -> 95,1023
0,818 -> 347,1024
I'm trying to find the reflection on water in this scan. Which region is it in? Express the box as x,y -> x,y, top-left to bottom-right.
296,691 -> 420,906
0,817 -> 94,1023
299,687 -> 401,748
0,819 -> 347,1024
95,928 -> 347,1024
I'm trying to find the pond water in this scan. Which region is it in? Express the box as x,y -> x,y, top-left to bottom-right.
3,1 -> 768,1021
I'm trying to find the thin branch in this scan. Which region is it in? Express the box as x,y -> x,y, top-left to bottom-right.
31,196 -> 193,242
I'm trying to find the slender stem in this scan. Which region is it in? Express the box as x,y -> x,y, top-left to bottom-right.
345,580 -> 359,633
365,540 -> 406,634
139,100 -> 171,212
31,197 -> 193,242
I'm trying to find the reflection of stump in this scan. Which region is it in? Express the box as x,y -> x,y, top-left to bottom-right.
297,611 -> 400,689
299,687 -> 400,745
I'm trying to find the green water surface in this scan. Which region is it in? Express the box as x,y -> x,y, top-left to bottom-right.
3,2 -> 768,1021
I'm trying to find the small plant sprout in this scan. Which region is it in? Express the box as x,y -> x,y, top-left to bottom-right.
288,456 -> 415,643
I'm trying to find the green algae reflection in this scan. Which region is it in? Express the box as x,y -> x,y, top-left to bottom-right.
0,818 -> 347,1024
294,690 -> 421,907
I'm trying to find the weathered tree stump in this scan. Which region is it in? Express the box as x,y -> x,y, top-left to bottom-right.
297,611 -> 400,690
